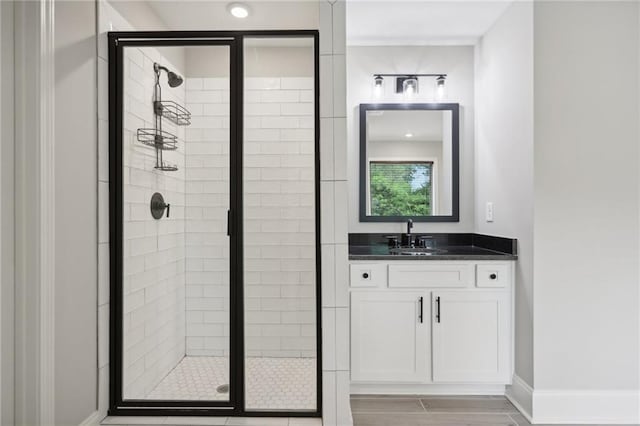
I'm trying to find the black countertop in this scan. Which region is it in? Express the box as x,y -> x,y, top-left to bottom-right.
348,233 -> 518,261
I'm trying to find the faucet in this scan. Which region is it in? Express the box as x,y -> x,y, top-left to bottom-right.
405,219 -> 414,247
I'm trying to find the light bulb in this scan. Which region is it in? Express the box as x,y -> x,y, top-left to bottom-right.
373,75 -> 384,98
405,133 -> 413,138
436,75 -> 446,100
403,77 -> 418,98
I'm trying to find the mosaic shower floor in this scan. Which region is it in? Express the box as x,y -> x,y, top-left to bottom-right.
146,356 -> 317,410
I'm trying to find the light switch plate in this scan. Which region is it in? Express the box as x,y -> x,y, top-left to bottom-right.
486,202 -> 494,222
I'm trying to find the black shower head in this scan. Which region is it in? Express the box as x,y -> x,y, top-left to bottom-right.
167,71 -> 183,88
154,62 -> 183,88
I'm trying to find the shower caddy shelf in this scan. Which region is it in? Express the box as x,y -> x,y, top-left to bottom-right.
154,100 -> 192,126
136,62 -> 190,172
136,128 -> 178,151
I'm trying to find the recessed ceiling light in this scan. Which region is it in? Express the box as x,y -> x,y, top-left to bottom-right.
405,133 -> 413,138
228,2 -> 250,18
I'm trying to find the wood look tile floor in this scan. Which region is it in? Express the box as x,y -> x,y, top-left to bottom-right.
350,395 -> 626,426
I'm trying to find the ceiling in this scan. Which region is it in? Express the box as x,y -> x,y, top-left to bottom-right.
347,1 -> 513,46
137,0 -> 319,31
114,0 -> 511,46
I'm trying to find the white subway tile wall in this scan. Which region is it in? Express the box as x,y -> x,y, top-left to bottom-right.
184,75 -> 231,358
122,46 -> 187,399
183,75 -> 317,360
244,76 -> 317,360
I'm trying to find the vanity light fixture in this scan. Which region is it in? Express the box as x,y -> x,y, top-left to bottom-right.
372,73 -> 447,97
228,2 -> 250,18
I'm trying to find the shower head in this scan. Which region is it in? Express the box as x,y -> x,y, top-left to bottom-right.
167,71 -> 183,88
154,62 -> 184,88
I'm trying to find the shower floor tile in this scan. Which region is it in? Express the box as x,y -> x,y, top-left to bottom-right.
146,356 -> 317,410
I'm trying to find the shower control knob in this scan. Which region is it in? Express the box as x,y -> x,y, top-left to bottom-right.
150,192 -> 170,220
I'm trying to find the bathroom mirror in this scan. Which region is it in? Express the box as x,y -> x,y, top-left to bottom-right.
359,103 -> 459,222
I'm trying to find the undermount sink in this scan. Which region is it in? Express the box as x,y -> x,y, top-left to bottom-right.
390,247 -> 448,256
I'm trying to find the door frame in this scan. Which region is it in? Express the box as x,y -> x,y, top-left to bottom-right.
108,30 -> 321,418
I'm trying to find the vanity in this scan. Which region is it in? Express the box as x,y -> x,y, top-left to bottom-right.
349,102 -> 518,395
349,233 -> 516,394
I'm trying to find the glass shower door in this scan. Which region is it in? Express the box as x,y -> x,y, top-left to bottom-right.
112,32 -> 320,416
120,43 -> 233,403
242,36 -> 319,412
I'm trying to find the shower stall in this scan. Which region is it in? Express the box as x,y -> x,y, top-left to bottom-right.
108,31 -> 320,417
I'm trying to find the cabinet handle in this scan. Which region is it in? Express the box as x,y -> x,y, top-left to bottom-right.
490,273 -> 497,280
362,272 -> 369,279
435,296 -> 441,323
418,297 -> 423,323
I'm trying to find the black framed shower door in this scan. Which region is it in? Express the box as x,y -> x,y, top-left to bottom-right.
108,30 -> 321,417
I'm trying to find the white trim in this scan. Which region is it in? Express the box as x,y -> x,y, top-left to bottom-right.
39,1 -> 56,424
350,383 -> 505,395
532,389 -> 640,425
13,0 -> 55,424
506,376 -> 640,425
505,374 -> 533,422
78,410 -> 103,426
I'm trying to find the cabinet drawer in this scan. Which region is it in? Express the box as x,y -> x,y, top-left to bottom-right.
388,264 -> 474,288
350,263 -> 387,287
476,264 -> 510,288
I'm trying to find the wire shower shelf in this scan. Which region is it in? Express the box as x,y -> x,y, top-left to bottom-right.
136,128 -> 178,151
154,162 -> 179,172
154,100 -> 191,126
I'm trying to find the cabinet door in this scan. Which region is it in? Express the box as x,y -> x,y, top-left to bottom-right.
432,291 -> 510,383
351,291 -> 428,382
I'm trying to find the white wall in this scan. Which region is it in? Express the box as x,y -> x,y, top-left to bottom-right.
347,46 -> 475,233
474,1 -> 534,390
54,2 -> 98,424
532,1 -> 639,422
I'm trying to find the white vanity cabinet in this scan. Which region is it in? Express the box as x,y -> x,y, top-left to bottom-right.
350,260 -> 514,391
351,291 -> 428,382
431,290 -> 510,383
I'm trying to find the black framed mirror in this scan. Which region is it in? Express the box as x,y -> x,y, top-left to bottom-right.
359,103 -> 460,222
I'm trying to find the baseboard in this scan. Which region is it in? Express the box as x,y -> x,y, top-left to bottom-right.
78,410 -> 104,426
350,383 -> 506,395
505,374 -> 533,422
532,389 -> 640,424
